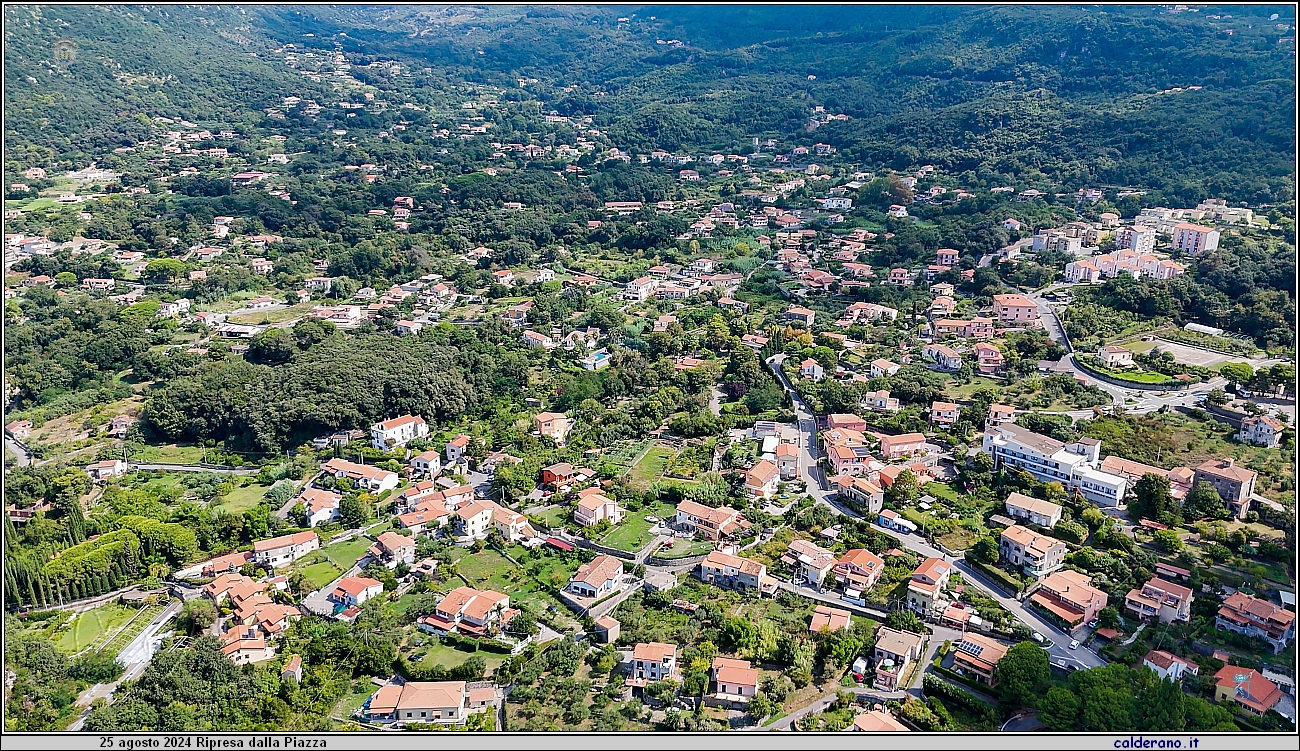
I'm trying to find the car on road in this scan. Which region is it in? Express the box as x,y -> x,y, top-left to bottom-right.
1031,632 -> 1045,643
1087,619 -> 1098,629
1069,640 -> 1080,650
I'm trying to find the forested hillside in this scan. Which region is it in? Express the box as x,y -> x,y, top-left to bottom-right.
6,4 -> 1294,204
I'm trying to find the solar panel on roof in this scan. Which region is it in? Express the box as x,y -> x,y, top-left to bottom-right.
958,641 -> 983,657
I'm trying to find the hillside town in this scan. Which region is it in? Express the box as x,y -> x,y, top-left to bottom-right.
3,3 -> 1296,738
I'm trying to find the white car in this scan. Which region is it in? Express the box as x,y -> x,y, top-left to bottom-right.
644,515 -> 659,523
1068,640 -> 1080,650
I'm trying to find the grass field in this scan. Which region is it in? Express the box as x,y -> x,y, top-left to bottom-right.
212,483 -> 272,513
537,506 -> 570,528
131,443 -> 206,464
627,444 -> 675,488
944,377 -> 1005,399
55,603 -> 139,654
600,500 -> 675,552
101,603 -> 165,655
1122,339 -> 1161,354
656,538 -> 713,559
323,535 -> 375,569
452,548 -> 521,592
295,554 -> 345,591
227,302 -> 315,326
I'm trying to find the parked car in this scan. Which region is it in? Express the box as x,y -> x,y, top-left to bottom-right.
1068,640 -> 1081,650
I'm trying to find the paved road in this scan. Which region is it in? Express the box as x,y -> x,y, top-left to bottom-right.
131,462 -> 261,475
68,599 -> 181,730
761,350 -> 1104,670
4,435 -> 34,467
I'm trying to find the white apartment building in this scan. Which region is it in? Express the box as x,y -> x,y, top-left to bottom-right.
982,423 -> 1127,507
1171,223 -> 1220,255
1115,226 -> 1157,255
622,276 -> 659,301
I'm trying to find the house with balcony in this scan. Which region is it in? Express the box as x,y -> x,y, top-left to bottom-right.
1215,592 -> 1295,654
1029,569 -> 1108,629
999,525 -> 1066,579
1125,577 -> 1194,624
951,633 -> 1010,688
872,627 -> 924,691
368,531 -> 416,569
982,424 -> 1127,507
419,586 -> 515,638
697,550 -> 768,593
831,475 -> 884,515
565,555 -> 624,599
907,557 -> 952,615
1212,667 -> 1285,719
627,642 -> 677,689
744,459 -> 780,498
675,500 -> 750,540
832,548 -> 885,594
783,539 -> 836,589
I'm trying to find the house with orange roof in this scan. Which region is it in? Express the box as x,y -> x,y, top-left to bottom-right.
369,531 -> 416,568
328,576 -> 384,609
300,487 -> 342,527
999,525 -> 1066,579
370,414 -> 429,450
445,434 -> 472,464
831,475 -> 884,515
409,449 -> 442,478
363,680 -> 471,725
809,604 -> 852,633
930,400 -> 959,429
1215,592 -> 1295,654
1142,650 -> 1199,682
574,490 -> 622,527
675,500 -> 750,540
1030,569 -> 1108,628
712,656 -> 759,701
745,459 -> 780,498
697,550 -> 768,593
220,627 -> 276,665
1213,666 -> 1284,718
628,642 -> 678,688
1125,577 -> 1194,624
832,548 -> 885,593
774,443 -> 799,480
565,554 -> 624,599
992,293 -> 1039,324
879,432 -> 926,459
320,457 -> 399,493
200,551 -> 251,578
951,633 -> 1010,687
419,586 -> 515,638
534,411 -> 572,445
907,557 -> 952,614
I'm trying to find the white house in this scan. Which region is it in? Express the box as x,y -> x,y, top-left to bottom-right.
565,555 -> 624,599
300,487 -> 342,527
252,532 -> 320,568
370,414 -> 429,450
983,424 -> 1127,507
1237,415 -> 1284,448
328,576 -> 384,609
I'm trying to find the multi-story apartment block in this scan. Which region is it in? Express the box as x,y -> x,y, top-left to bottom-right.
999,525 -> 1066,579
1215,592 -> 1296,654
697,550 -> 768,593
1192,458 -> 1257,519
982,424 -> 1127,507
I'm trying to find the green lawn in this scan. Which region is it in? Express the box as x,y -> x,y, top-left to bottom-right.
627,445 -> 675,488
294,554 -> 345,591
922,481 -> 962,503
944,377 -> 1005,399
452,548 -> 522,592
131,443 -> 206,464
55,603 -> 139,654
323,535 -> 375,569
212,483 -> 272,513
420,640 -> 486,669
538,506 -> 570,528
1122,339 -> 1161,354
656,538 -> 713,559
600,500 -> 674,552
226,301 -> 315,326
